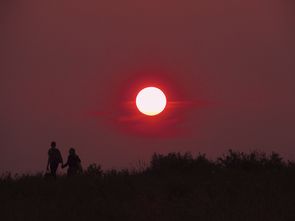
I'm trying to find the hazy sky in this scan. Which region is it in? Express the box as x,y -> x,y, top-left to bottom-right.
1,0 -> 295,173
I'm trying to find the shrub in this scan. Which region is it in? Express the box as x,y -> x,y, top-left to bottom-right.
84,163 -> 103,177
217,149 -> 285,170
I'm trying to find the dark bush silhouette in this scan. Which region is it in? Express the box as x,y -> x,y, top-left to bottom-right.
217,149 -> 285,170
150,152 -> 194,172
84,163 -> 103,177
150,152 -> 214,175
149,150 -> 286,173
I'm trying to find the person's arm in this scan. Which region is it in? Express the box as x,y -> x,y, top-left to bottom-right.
77,156 -> 82,172
46,159 -> 50,171
58,150 -> 63,165
62,157 -> 68,169
46,150 -> 50,171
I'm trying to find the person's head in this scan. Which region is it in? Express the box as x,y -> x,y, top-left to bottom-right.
69,148 -> 76,155
51,141 -> 56,148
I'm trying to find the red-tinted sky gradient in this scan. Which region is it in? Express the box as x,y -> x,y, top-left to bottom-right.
1,0 -> 295,173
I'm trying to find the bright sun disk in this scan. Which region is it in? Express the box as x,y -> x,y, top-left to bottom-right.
136,87 -> 167,116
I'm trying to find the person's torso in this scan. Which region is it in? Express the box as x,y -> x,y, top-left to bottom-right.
48,148 -> 62,163
68,155 -> 80,168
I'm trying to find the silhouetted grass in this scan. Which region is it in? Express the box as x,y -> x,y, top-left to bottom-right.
1,150 -> 295,221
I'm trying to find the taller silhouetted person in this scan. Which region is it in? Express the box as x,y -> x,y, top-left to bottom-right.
46,141 -> 63,177
62,148 -> 82,176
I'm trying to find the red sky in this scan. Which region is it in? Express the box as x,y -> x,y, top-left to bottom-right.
1,0 -> 295,173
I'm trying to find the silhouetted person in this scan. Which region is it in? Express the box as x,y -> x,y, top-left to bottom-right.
46,141 -> 63,177
62,148 -> 82,176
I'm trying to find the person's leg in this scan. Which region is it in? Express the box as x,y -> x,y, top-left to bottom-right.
67,167 -> 78,176
50,163 -> 58,178
67,168 -> 72,176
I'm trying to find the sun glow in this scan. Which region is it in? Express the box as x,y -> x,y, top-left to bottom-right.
136,87 -> 167,116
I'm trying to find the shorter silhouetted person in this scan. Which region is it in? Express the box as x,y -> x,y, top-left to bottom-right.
62,148 -> 82,176
47,141 -> 63,177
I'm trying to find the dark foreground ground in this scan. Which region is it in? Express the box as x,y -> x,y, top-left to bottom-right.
1,151 -> 295,221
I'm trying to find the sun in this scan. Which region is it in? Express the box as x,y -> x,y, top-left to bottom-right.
136,87 -> 167,116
